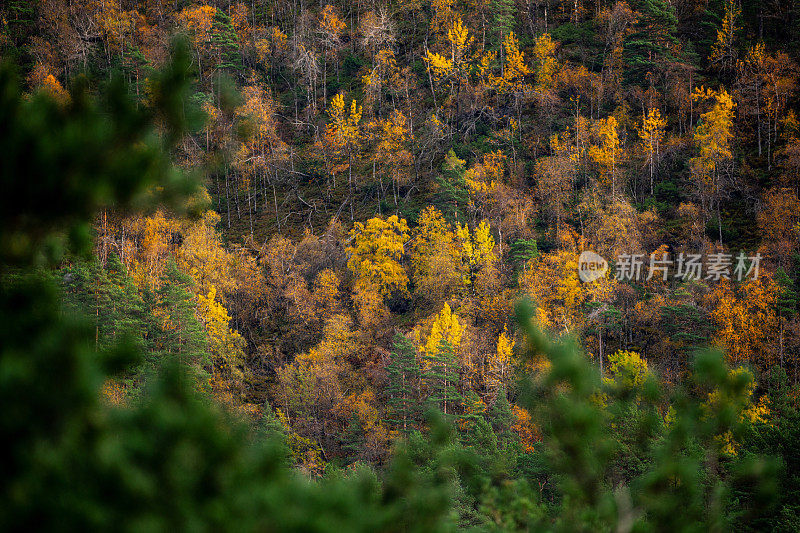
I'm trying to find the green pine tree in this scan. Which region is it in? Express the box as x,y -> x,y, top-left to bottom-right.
385,333 -> 422,435
423,339 -> 462,417
488,387 -> 516,450
155,259 -> 208,373
210,10 -> 244,77
624,0 -> 679,89
435,150 -> 471,224
491,0 -> 516,45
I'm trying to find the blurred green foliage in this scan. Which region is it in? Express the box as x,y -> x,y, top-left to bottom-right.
0,33 -> 788,533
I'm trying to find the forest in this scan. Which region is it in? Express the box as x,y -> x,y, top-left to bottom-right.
2,0 -> 800,530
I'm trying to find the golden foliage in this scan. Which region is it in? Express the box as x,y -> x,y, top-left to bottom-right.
347,215 -> 410,296
423,302 -> 464,358
709,278 -> 779,370
197,285 -> 247,385
411,206 -> 463,304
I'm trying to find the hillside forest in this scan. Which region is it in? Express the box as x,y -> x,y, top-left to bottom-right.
4,0 -> 800,529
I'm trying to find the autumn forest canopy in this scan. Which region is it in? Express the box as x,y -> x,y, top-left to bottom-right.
3,0 -> 800,530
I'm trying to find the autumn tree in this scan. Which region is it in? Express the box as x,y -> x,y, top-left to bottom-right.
710,0 -> 740,74
276,314 -> 361,449
235,85 -> 288,234
535,132 -> 577,235
532,33 -> 558,96
177,210 -> 236,299
757,187 -> 800,267
520,250 -> 615,334
362,48 -> 401,115
484,326 -> 514,393
347,215 -> 410,297
690,87 -> 736,243
372,109 -> 413,204
457,220 -> 498,289
176,4 -> 216,84
421,303 -> 464,415
410,206 -> 463,307
709,277 -> 779,372
318,5 -> 346,105
424,18 -> 473,120
496,32 -> 531,122
589,116 -> 623,197
638,107 -> 667,195
197,284 -> 247,397
326,93 -> 363,211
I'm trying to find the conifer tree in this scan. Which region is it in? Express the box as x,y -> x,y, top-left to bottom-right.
385,333 -> 421,434
436,150 -> 471,223
488,387 -> 516,449
210,9 -> 243,78
624,0 -> 678,89
423,339 -> 462,416
156,259 -> 208,371
490,0 -> 516,47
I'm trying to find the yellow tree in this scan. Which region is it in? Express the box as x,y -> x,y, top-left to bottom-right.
423,302 -> 464,357
177,210 -> 236,298
275,314 -> 361,441
319,4 -> 347,104
589,116 -> 622,197
710,0 -> 740,73
690,87 -> 735,243
197,285 -> 247,388
424,18 -> 472,115
520,250 -> 615,335
235,84 -> 288,237
373,109 -> 413,204
457,220 -> 498,288
496,32 -> 531,123
532,33 -> 558,95
484,326 -> 514,393
535,132 -> 578,235
709,277 -> 779,372
757,187 -> 800,267
638,107 -> 667,196
362,48 -> 401,113
410,206 -> 463,306
761,52 -> 798,168
326,93 -> 363,212
347,215 -> 410,297
176,4 -> 217,84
